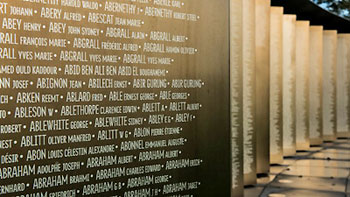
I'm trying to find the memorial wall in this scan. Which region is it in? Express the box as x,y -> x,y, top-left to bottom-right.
1,0 -> 350,196
230,0 -> 244,195
269,6 -> 283,164
336,34 -> 350,138
309,26 -> 323,145
0,0 -> 233,196
322,30 -> 337,141
295,21 -> 310,151
282,14 -> 296,156
242,0 -> 257,186
255,0 -> 270,175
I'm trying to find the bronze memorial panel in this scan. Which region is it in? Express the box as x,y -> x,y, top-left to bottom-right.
0,0 -> 232,196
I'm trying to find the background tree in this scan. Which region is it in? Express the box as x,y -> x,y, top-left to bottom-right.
312,0 -> 350,19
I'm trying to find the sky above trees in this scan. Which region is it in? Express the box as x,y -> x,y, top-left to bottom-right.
312,0 -> 350,19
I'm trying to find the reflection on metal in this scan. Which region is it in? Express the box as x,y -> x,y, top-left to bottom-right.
295,21 -> 310,150
322,30 -> 337,141
255,0 -> 270,174
269,7 -> 284,164
243,0 -> 257,185
230,0 -> 244,195
336,34 -> 350,138
282,15 -> 297,156
278,179 -> 294,184
309,26 -> 324,145
268,194 -> 287,197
